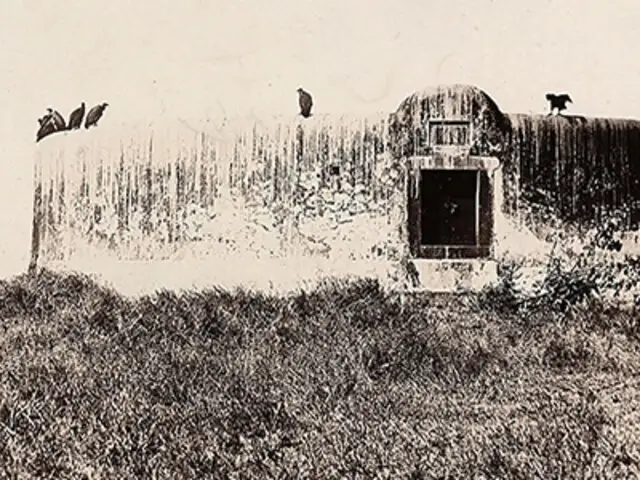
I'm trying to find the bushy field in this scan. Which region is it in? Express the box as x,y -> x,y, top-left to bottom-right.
1,256 -> 640,479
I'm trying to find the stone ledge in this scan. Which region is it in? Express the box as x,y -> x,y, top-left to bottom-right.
407,258 -> 498,292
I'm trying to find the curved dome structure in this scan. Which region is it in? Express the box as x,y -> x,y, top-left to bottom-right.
389,84 -> 512,159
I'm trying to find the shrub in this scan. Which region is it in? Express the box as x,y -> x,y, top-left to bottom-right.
481,207 -> 640,317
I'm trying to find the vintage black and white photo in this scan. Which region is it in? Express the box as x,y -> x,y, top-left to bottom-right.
1,0 -> 640,478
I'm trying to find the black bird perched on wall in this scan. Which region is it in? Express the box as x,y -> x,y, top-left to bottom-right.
36,116 -> 56,142
546,93 -> 573,116
49,108 -> 67,131
35,107 -> 66,142
84,102 -> 109,129
67,102 -> 85,130
37,109 -> 53,128
297,87 -> 313,118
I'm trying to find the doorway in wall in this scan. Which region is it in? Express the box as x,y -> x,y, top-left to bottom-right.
409,169 -> 493,259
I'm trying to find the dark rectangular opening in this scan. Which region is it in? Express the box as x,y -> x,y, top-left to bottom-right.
421,170 -> 478,245
408,168 -> 493,259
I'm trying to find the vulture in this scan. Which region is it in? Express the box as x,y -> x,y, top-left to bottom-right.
36,117 -> 57,142
67,102 -> 86,130
84,103 -> 109,129
297,87 -> 313,118
37,110 -> 52,127
35,107 -> 65,142
546,93 -> 572,115
47,108 -> 67,131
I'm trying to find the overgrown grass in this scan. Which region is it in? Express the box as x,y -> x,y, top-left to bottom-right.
1,267 -> 640,478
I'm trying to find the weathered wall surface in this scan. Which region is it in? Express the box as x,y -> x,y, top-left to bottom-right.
32,114 -> 410,290
507,113 -> 640,229
30,84 -> 640,294
386,84 -> 640,268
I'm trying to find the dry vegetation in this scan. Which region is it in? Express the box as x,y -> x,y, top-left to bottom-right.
1,246 -> 640,479
4,205 -> 640,479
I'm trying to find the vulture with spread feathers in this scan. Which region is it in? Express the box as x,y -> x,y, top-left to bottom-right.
36,107 -> 66,142
36,117 -> 56,142
546,93 -> 573,115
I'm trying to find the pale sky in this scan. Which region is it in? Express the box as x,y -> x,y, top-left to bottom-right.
1,0 -> 639,276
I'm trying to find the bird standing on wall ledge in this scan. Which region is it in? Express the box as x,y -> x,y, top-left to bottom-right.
67,102 -> 86,130
546,93 -> 573,116
37,109 -> 52,126
35,107 -> 66,142
36,115 -> 55,142
85,103 -> 109,129
50,108 -> 67,131
297,87 -> 313,118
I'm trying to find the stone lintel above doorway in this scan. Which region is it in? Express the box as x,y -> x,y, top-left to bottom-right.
407,153 -> 500,171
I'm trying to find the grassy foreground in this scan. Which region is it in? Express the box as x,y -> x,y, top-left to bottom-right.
1,269 -> 640,478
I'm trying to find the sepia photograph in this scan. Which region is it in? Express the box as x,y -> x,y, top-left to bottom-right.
1,0 -> 640,477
